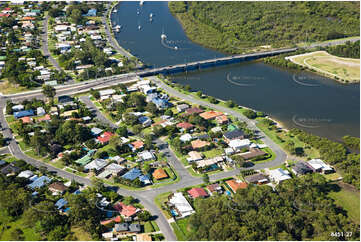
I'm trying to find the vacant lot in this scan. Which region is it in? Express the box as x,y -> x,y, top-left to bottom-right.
288,51 -> 360,83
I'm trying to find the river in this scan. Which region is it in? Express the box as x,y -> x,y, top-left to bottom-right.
111,1 -> 360,141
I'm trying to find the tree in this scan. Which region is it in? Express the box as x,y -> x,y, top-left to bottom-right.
202,174 -> 209,184
138,211 -> 152,222
243,109 -> 257,119
145,102 -> 158,115
116,126 -> 128,137
42,85 -> 56,99
70,8 -> 82,24
90,88 -> 100,99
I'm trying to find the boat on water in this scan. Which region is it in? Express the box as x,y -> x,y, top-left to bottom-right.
137,9 -> 140,15
138,25 -> 142,30
161,34 -> 167,39
113,8 -> 117,13
150,13 -> 153,18
140,0 -> 144,6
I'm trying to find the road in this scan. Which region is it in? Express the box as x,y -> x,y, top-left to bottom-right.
41,16 -> 62,73
102,5 -> 134,59
304,36 -> 360,49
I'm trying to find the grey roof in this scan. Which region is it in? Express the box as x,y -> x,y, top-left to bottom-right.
223,129 -> 245,140
1,164 -> 21,175
292,162 -> 313,175
129,223 -> 141,232
114,223 -> 129,232
244,173 -> 268,183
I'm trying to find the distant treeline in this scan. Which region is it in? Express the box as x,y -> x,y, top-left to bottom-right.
322,40 -> 360,59
169,1 -> 360,54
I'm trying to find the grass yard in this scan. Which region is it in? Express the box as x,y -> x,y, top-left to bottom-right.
328,183 -> 360,224
143,221 -> 156,233
288,51 -> 360,82
170,217 -> 193,241
154,192 -> 173,219
0,80 -> 36,94
71,226 -> 92,241
203,148 -> 224,159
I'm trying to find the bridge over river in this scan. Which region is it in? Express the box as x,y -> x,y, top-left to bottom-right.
137,47 -> 298,76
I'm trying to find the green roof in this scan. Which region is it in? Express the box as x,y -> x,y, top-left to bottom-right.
75,155 -> 92,166
0,56 -> 6,61
227,124 -> 237,131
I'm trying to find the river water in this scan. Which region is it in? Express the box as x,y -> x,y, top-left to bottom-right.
111,1 -> 360,141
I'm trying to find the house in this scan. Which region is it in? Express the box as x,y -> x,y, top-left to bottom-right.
229,139 -> 251,151
122,168 -> 142,181
99,89 -> 115,97
55,198 -> 68,210
61,110 -> 77,118
37,107 -> 45,116
244,173 -> 269,184
207,183 -> 223,194
187,187 -> 208,199
114,223 -> 141,235
28,176 -> 51,189
187,151 -> 203,163
180,133 -> 192,142
177,122 -> 194,131
152,97 -> 169,109
152,168 -> 168,180
224,147 -> 235,156
176,104 -> 189,112
113,202 -> 138,217
226,179 -> 248,193
199,111 -> 223,120
97,132 -> 114,144
20,116 -> 32,124
138,116 -> 152,127
268,168 -> 291,184
84,159 -> 108,174
168,192 -> 195,218
307,159 -> 334,174
58,95 -> 74,104
138,150 -> 155,161
191,139 -> 210,149
14,109 -> 34,119
17,170 -> 33,179
97,163 -> 126,179
48,182 -> 67,195
91,127 -> 103,136
185,107 -> 203,115
216,115 -> 229,124
136,234 -> 152,241
139,174 -> 152,184
292,162 -> 313,176
1,163 -> 21,176
12,104 -> 24,112
223,129 -> 245,143
240,148 -> 267,160
129,140 -> 144,151
196,156 -> 223,169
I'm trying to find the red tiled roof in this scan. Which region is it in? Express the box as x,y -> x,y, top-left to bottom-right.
176,122 -> 194,130
0,13 -> 10,17
20,116 -> 31,123
187,187 -> 208,198
38,114 -> 51,122
113,202 -> 137,217
152,168 -> 168,180
131,140 -> 144,149
207,183 -> 221,193
191,139 -> 210,149
22,16 -> 35,20
199,111 -> 223,120
97,131 -> 114,144
216,115 -> 228,124
226,180 -> 248,193
185,107 -> 203,115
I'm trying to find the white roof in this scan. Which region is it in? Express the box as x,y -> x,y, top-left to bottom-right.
12,104 -> 24,111
169,192 -> 194,217
229,139 -> 251,148
91,127 -> 103,135
84,159 -> 108,171
139,151 -> 155,160
211,126 -> 222,133
180,133 -> 192,142
269,168 -> 291,182
196,156 -> 223,168
99,89 -> 115,96
308,159 -> 333,171
18,170 -> 33,178
37,107 -> 45,113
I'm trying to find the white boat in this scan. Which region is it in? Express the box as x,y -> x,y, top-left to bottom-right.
113,8 -> 117,13
161,34 -> 167,39
138,25 -> 142,30
174,46 -> 178,50
150,13 -> 153,18
140,0 -> 144,6
137,9 -> 140,15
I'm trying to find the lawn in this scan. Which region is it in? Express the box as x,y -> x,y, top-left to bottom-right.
0,80 -> 36,94
154,192 -> 173,219
170,217 -> 193,241
143,221 -> 156,233
71,226 -> 92,241
328,183 -> 360,224
203,148 -> 224,159
288,51 -> 360,82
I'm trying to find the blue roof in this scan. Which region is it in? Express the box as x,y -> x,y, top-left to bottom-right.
139,174 -> 150,182
28,176 -> 51,189
138,116 -> 150,124
152,98 -> 169,108
73,189 -> 81,195
63,207 -> 71,213
0,160 -> 6,166
55,198 -> 68,209
84,8 -> 97,16
14,109 -> 34,118
122,168 -> 142,181
31,191 -> 39,196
